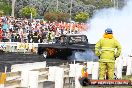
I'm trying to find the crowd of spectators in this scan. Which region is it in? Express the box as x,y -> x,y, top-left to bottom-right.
0,16 -> 88,43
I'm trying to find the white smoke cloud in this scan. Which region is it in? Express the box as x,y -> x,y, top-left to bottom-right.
84,0 -> 132,56
68,49 -> 99,61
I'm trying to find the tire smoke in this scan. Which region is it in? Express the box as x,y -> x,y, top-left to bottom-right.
83,0 -> 132,56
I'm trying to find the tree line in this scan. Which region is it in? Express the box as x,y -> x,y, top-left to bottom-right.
0,0 -> 126,22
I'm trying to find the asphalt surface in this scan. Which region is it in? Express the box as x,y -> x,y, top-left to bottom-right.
0,52 -> 74,72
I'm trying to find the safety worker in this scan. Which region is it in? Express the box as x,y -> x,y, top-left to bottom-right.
79,62 -> 90,86
81,62 -> 88,78
95,28 -> 121,80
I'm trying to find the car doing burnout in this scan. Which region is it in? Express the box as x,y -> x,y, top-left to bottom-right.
37,34 -> 95,59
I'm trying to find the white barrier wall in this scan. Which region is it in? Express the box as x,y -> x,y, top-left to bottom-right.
48,66 -> 64,88
11,61 -> 46,72
28,71 -> 39,88
4,60 -> 132,88
48,66 -> 57,81
55,67 -> 64,88
21,70 -> 29,87
92,62 -> 99,80
87,61 -> 93,74
75,64 -> 83,88
69,64 -> 77,77
115,57 -> 123,79
126,57 -> 132,75
0,84 -> 4,88
21,70 -> 39,88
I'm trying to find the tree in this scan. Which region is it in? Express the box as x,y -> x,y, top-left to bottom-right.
15,0 -> 96,20
57,12 -> 70,22
81,0 -> 113,9
74,12 -> 89,23
20,6 -> 37,18
72,4 -> 96,17
44,12 -> 58,22
0,10 -> 4,16
44,11 -> 70,22
0,0 -> 12,15
8,0 -> 125,19
97,0 -> 113,9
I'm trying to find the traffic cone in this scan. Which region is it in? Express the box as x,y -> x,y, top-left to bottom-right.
0,73 -> 6,84
0,66 -> 7,88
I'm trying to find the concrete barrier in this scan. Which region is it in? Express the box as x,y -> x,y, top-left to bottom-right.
21,70 -> 29,87
87,61 -> 93,74
126,57 -> 132,75
115,57 -> 123,79
55,67 -> 64,88
28,71 -> 39,88
48,66 -> 64,88
11,61 -> 46,72
75,64 -> 83,88
69,64 -> 77,77
92,62 -> 99,80
48,66 -> 57,81
3,60 -> 132,88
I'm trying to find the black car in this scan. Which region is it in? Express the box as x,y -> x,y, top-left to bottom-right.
38,34 -> 95,59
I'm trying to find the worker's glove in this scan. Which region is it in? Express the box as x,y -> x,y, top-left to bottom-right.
114,56 -> 118,60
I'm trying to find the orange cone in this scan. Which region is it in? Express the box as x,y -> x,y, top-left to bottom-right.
0,66 -> 7,87
0,73 -> 6,84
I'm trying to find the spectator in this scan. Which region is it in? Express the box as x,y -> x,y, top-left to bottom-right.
0,16 -> 88,43
27,31 -> 33,43
15,34 -> 21,42
33,32 -> 38,43
0,27 -> 3,42
11,32 -> 15,42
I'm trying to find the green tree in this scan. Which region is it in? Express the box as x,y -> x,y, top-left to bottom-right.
44,11 -> 70,22
20,6 -> 37,18
15,0 -> 96,20
81,0 -> 113,9
74,12 -> 89,23
44,12 -> 57,22
0,10 -> 4,16
97,0 -> 113,9
57,12 -> 70,22
1,0 -> 125,18
0,0 -> 11,15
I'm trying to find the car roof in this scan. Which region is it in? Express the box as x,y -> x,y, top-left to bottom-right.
61,34 -> 87,37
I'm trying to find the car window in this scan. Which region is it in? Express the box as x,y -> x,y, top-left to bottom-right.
69,36 -> 87,43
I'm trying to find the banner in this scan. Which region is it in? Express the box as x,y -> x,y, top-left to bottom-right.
17,43 -> 29,49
